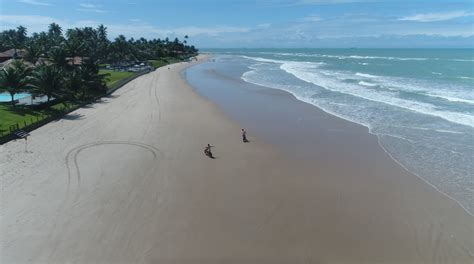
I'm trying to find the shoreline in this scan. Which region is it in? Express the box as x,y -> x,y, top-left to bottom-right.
238,80 -> 474,217
264,79 -> 474,218
186,54 -> 474,217
1,55 -> 473,262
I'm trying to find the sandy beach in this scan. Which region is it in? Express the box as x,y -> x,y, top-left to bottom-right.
1,55 -> 473,263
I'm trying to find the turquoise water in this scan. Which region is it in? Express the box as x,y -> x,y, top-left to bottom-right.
0,92 -> 30,102
202,48 -> 474,215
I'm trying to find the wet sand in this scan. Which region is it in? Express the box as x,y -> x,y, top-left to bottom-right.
1,55 -> 473,263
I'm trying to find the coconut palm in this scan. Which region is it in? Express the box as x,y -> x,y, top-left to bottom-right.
30,65 -> 65,102
64,67 -> 84,100
23,40 -> 42,65
48,23 -> 64,47
80,59 -> 108,97
48,45 -> 70,70
15,26 -> 27,52
0,60 -> 31,106
1,23 -> 199,108
96,24 -> 110,63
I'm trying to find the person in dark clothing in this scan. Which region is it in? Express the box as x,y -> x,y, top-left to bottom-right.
241,128 -> 248,143
204,144 -> 214,158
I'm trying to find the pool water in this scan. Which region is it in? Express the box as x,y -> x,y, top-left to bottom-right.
0,92 -> 30,102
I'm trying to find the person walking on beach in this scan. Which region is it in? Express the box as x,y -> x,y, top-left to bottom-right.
241,128 -> 248,143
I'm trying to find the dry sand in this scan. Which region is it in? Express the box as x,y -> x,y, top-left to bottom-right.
1,55 -> 473,263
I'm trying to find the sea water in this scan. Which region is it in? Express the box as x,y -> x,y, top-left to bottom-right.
202,48 -> 474,215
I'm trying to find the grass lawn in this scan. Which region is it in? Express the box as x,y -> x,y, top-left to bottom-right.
148,57 -> 181,69
100,70 -> 135,86
0,102 -> 70,136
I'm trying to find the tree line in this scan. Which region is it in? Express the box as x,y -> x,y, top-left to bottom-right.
0,23 -> 198,106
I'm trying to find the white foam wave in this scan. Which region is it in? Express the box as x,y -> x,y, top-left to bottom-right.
355,72 -> 380,79
241,55 -> 327,67
241,52 -> 474,64
293,66 -> 474,107
434,129 -> 465,134
358,81 -> 378,87
458,76 -> 474,80
240,56 -> 474,126
452,59 -> 474,62
278,62 -> 474,128
241,55 -> 285,64
349,55 -> 427,61
433,95 -> 474,105
309,54 -> 429,61
246,53 -> 430,61
378,133 -> 415,143
347,72 -> 474,106
432,72 -> 443,75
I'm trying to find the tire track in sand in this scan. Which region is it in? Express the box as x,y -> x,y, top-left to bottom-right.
65,141 -> 161,190
48,141 -> 162,256
143,72 -> 161,137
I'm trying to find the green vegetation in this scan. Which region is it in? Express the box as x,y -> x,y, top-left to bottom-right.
100,70 -> 135,86
0,102 -> 71,136
148,57 -> 181,69
0,104 -> 42,134
0,23 -> 198,139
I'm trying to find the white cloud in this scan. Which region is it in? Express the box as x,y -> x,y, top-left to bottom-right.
18,0 -> 52,6
303,15 -> 322,22
77,3 -> 108,13
398,11 -> 473,22
0,15 -> 58,26
76,8 -> 108,13
0,14 -> 249,39
274,0 -> 373,5
257,23 -> 272,28
2,12 -> 472,49
79,3 -> 98,9
298,0 -> 369,3
0,15 -> 102,33
164,26 -> 250,37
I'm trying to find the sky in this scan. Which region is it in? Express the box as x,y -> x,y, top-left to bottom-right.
1,0 -> 473,48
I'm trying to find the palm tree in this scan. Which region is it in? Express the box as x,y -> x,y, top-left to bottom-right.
64,68 -> 84,100
109,35 -> 131,65
30,65 -> 64,102
80,59 -> 108,97
15,26 -> 28,54
0,60 -> 31,106
96,24 -> 110,63
48,45 -> 70,70
24,40 -> 42,65
48,23 -> 64,47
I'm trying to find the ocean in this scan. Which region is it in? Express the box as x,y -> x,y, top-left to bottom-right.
196,48 -> 474,215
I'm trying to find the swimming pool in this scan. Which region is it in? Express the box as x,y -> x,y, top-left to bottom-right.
0,92 -> 30,102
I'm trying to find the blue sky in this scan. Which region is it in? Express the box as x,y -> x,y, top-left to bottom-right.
1,0 -> 473,48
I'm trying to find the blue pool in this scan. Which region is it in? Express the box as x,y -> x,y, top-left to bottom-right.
0,92 -> 30,102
